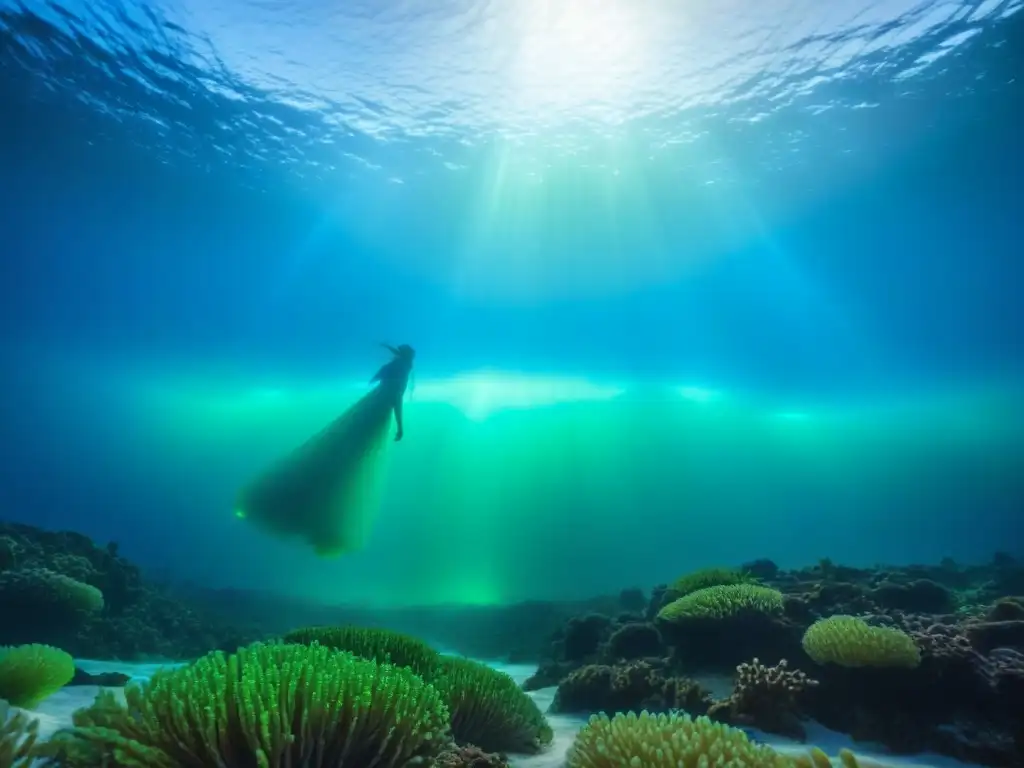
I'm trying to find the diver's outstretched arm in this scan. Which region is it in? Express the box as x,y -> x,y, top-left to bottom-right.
393,399 -> 405,442
380,343 -> 401,356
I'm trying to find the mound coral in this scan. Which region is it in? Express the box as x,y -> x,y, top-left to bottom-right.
667,568 -> 758,600
0,645 -> 75,709
567,710 -> 883,768
0,569 -> 103,646
567,710 -> 789,768
1,700 -> 39,768
43,641 -> 451,767
434,656 -> 552,754
802,616 -> 921,669
658,584 -> 784,622
282,625 -> 441,679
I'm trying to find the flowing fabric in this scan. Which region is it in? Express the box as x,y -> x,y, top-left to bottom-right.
234,383 -> 395,556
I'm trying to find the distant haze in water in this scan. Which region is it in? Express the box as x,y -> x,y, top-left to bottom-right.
0,0 -> 1022,605
1,354 -> 1021,607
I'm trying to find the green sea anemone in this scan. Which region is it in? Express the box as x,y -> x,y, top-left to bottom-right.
44,641 -> 451,767
282,625 -> 441,679
434,656 -> 552,753
0,644 -> 75,709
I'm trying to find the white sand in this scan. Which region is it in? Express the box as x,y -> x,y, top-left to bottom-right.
8,658 -> 982,768
491,661 -> 982,768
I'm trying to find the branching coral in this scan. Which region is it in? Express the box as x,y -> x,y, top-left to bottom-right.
436,744 -> 510,768
709,658 -> 818,740
802,616 -> 921,669
553,661 -> 711,716
732,658 -> 818,709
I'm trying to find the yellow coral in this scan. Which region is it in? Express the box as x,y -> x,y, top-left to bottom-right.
567,711 -> 793,768
801,616 -> 921,669
657,584 -> 784,622
667,568 -> 757,599
789,747 -> 833,768
567,711 -> 892,768
789,746 -> 889,767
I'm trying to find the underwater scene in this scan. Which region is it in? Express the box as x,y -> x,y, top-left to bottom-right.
2,0 -> 1023,766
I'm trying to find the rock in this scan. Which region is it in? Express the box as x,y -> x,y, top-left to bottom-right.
522,660 -> 574,691
871,579 -> 954,614
741,559 -> 779,580
605,622 -> 665,660
967,621 -> 1024,654
69,667 -> 131,687
986,598 -> 1024,623
562,613 -> 612,661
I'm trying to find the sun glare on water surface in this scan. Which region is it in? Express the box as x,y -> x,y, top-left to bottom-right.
507,0 -> 653,114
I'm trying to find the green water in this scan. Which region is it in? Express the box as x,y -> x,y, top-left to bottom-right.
132,373 -> 1023,606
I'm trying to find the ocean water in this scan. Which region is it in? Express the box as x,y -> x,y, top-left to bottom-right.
1,0 -> 1022,607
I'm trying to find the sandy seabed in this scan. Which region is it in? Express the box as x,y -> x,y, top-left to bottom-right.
14,658 -> 981,768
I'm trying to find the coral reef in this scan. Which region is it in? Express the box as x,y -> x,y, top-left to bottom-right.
38,641 -> 452,766
567,711 -> 787,768
531,554 -> 1024,767
282,624 -> 442,679
0,523 -> 256,660
3,519 -> 1023,768
436,744 -> 510,768
0,645 -> 74,709
287,626 -> 552,753
566,710 -> 881,768
7,630 -> 554,765
434,655 -> 552,753
801,616 -> 921,668
551,659 -> 712,716
707,658 -> 818,740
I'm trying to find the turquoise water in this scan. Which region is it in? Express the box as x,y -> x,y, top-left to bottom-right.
17,354 -> 1022,605
1,0 -> 1022,606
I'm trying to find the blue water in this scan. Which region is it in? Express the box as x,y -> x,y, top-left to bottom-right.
1,0 -> 1022,605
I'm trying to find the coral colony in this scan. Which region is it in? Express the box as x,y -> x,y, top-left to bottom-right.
2,525 -> 1024,766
